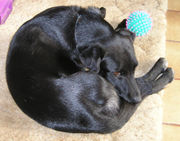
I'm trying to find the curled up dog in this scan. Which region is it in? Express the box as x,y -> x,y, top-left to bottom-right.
6,6 -> 174,133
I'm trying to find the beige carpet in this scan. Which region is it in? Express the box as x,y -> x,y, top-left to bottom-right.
0,0 -> 167,141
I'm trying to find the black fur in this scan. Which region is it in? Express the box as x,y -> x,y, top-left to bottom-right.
6,6 -> 174,134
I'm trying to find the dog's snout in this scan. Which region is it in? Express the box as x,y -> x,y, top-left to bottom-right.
127,76 -> 142,103
131,95 -> 142,104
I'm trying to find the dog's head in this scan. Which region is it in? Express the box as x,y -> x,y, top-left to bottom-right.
100,29 -> 141,103
74,12 -> 141,103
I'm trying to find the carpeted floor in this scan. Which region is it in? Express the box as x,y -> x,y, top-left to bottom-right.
0,0 -> 167,140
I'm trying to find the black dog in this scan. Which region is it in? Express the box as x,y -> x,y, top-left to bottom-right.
6,6 -> 174,133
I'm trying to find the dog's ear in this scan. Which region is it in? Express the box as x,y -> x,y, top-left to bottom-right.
74,14 -> 113,47
115,19 -> 136,41
86,7 -> 106,18
118,28 -> 136,41
115,19 -> 127,29
75,15 -> 94,47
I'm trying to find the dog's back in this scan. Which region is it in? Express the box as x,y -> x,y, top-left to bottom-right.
6,6 -> 129,133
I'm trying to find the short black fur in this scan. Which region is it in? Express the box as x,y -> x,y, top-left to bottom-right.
6,6 -> 174,133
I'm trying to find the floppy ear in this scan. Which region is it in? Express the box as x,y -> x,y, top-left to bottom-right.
74,13 -> 113,47
115,19 -> 136,41
75,15 -> 95,47
118,28 -> 136,41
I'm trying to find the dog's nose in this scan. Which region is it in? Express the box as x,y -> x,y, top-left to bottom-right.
131,96 -> 142,104
128,76 -> 142,103
131,86 -> 142,103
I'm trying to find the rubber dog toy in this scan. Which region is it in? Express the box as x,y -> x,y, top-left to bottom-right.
126,11 -> 152,36
0,0 -> 13,24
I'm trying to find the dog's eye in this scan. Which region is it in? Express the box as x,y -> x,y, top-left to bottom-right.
114,72 -> 121,77
114,70 -> 127,77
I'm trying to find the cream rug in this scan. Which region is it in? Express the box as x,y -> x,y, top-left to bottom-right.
0,0 -> 167,141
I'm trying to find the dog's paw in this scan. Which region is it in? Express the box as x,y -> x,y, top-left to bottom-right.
151,67 -> 174,93
143,58 -> 168,81
77,45 -> 105,73
136,58 -> 174,96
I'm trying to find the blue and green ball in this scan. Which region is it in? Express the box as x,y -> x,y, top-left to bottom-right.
126,11 -> 152,36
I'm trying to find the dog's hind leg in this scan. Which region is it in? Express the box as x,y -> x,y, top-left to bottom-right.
45,72 -> 123,133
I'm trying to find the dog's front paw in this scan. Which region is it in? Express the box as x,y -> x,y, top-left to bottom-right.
136,58 -> 174,96
77,45 -> 104,73
151,66 -> 174,93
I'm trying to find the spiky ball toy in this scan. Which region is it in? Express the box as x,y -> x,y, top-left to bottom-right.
126,11 -> 152,36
